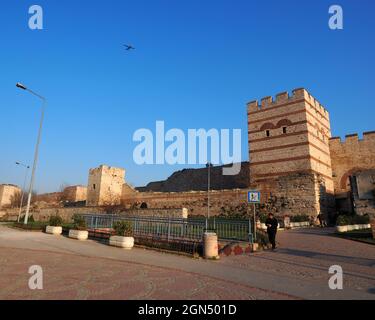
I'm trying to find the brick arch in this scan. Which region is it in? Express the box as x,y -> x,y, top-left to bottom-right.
276,119 -> 293,127
339,167 -> 365,190
260,122 -> 275,131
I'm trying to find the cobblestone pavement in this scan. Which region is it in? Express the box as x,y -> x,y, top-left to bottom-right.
0,225 -> 374,300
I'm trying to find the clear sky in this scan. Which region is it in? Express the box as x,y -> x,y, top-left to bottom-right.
0,0 -> 374,193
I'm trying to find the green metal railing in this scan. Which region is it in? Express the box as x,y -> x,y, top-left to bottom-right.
81,214 -> 253,243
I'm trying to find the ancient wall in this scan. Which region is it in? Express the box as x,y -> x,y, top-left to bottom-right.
253,172 -> 335,217
63,185 -> 87,202
350,170 -> 375,216
0,184 -> 21,208
2,206 -> 187,222
34,192 -> 63,204
122,189 -> 248,216
137,162 -> 250,192
122,172 -> 333,218
247,88 -> 334,193
356,170 -> 375,200
329,132 -> 375,197
87,165 -> 125,206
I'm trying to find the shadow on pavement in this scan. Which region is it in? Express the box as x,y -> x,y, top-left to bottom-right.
273,248 -> 375,267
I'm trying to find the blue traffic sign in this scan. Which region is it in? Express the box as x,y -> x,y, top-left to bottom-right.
248,191 -> 260,203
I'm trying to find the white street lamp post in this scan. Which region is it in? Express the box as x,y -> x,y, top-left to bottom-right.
15,162 -> 30,223
16,83 -> 46,225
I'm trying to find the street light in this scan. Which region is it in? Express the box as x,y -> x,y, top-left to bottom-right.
16,82 -> 46,225
15,162 -> 30,222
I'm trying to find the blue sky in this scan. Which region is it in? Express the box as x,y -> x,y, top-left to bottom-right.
0,0 -> 374,193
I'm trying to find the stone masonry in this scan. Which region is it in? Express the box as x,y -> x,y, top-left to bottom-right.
329,132 -> 375,196
0,184 -> 21,209
86,165 -> 125,206
247,88 -> 334,193
4,88 -> 373,221
63,185 -> 87,203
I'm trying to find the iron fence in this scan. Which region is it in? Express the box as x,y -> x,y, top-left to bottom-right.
81,214 -> 253,243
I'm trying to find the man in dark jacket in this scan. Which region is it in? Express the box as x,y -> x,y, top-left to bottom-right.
265,213 -> 278,250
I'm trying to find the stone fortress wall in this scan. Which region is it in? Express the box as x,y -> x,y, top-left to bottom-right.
329,132 -> 375,196
121,186 -> 248,216
34,185 -> 88,204
2,88 -> 374,220
0,184 -> 21,208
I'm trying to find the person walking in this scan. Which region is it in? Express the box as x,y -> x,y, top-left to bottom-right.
317,213 -> 324,228
265,213 -> 278,250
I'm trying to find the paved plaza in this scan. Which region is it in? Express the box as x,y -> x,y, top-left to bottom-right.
0,224 -> 374,300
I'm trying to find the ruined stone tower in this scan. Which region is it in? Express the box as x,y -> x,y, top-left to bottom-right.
86,165 -> 125,206
247,88 -> 334,194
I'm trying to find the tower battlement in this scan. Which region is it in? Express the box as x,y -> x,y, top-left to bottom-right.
247,88 -> 329,116
329,131 -> 375,146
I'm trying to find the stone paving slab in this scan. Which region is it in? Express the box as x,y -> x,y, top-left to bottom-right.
0,247 -> 292,300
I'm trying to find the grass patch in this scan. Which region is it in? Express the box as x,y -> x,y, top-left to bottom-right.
12,221 -> 47,231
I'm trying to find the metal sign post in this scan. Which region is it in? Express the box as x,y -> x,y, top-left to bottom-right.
248,191 -> 260,242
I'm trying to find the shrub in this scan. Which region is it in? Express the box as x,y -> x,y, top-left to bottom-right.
353,215 -> 370,224
290,214 -> 310,223
113,220 -> 133,237
49,215 -> 63,227
72,214 -> 87,230
336,215 -> 349,226
337,214 -> 370,226
257,213 -> 268,223
13,221 -> 46,231
19,215 -> 35,223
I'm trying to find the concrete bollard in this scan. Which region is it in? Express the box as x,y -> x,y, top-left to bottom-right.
203,232 -> 219,259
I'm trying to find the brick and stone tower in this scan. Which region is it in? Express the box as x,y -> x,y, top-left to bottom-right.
86,165 -> 125,206
247,88 -> 334,194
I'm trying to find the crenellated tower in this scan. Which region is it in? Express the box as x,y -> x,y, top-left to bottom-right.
247,88 -> 334,193
86,165 -> 125,206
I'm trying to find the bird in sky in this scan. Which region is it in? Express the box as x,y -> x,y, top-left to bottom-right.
124,44 -> 135,51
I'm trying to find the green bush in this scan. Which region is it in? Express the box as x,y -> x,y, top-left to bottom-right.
49,215 -> 63,227
353,215 -> 370,224
290,214 -> 310,222
13,221 -> 46,231
336,215 -> 349,226
257,213 -> 268,223
113,220 -> 133,237
19,215 -> 35,223
72,214 -> 87,230
337,215 -> 370,226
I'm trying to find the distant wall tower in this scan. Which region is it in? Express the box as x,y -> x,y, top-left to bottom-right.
86,165 -> 125,206
247,88 -> 334,193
